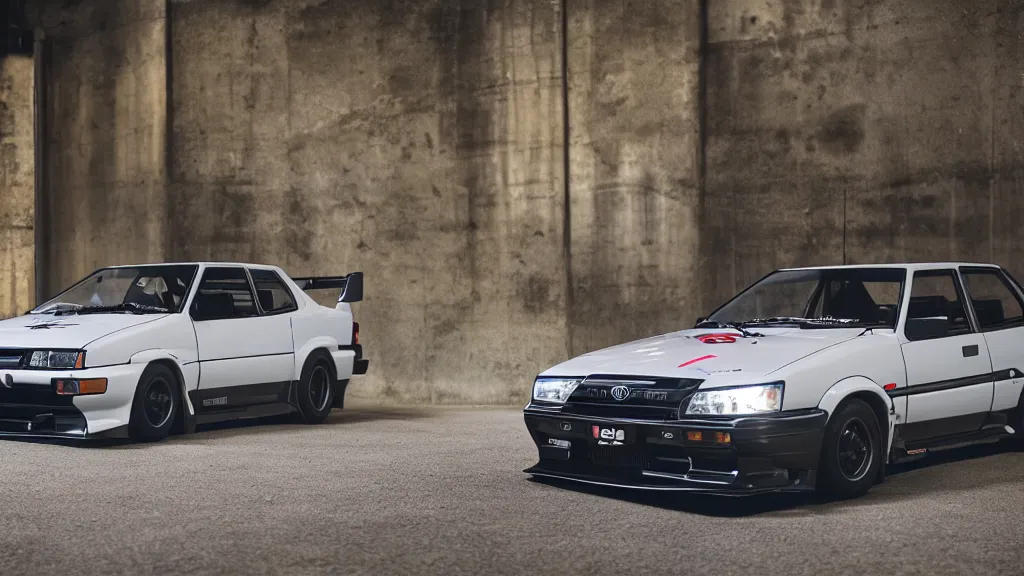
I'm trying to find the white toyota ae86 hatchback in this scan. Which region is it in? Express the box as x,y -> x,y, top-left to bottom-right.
0,262 -> 368,442
524,262 -> 1024,499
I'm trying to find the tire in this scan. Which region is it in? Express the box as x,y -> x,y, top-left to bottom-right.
816,398 -> 882,500
127,363 -> 180,443
296,353 -> 334,425
1010,387 -> 1024,448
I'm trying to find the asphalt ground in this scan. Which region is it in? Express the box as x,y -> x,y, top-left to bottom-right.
1,402 -> 1023,575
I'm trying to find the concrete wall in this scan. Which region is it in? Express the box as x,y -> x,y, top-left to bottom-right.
567,0 -> 703,354
167,0 -> 568,403
37,0 -> 167,297
28,0 -> 1024,403
702,0 -> 1024,302
0,56 -> 34,319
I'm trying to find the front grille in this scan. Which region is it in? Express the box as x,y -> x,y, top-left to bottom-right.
561,375 -> 704,420
0,349 -> 26,369
0,383 -> 69,406
585,444 -> 646,468
0,382 -> 84,435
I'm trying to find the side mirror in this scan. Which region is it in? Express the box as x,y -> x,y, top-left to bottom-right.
694,316 -> 707,327
905,317 -> 949,341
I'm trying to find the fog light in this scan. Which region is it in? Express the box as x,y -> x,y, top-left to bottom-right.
54,378 -> 107,396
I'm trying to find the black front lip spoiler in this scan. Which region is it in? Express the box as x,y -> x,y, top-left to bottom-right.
525,469 -> 799,496
522,407 -> 828,494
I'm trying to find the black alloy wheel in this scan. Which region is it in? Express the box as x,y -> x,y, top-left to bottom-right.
817,398 -> 882,500
128,363 -> 180,442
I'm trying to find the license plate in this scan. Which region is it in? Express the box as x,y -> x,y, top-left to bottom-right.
591,424 -> 628,445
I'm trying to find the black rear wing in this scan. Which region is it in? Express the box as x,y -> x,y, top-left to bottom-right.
291,272 -> 363,303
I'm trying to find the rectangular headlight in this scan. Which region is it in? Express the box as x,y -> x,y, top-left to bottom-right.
532,377 -> 581,404
685,382 -> 783,416
28,350 -> 85,369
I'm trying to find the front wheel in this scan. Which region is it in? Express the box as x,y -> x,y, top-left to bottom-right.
816,398 -> 882,500
127,363 -> 180,442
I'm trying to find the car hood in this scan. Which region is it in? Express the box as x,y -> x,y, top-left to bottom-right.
541,327 -> 867,381
0,313 -> 170,349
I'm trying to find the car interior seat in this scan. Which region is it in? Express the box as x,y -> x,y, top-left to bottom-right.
257,289 -> 275,312
192,291 -> 236,320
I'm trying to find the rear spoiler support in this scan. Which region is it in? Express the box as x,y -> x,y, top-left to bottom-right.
291,272 -> 363,303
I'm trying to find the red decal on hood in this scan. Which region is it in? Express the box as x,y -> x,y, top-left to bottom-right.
679,354 -> 716,368
697,333 -> 736,344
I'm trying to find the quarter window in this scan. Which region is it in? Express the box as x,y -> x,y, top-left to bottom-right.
960,269 -> 1024,331
190,267 -> 258,321
249,269 -> 298,314
906,270 -> 971,336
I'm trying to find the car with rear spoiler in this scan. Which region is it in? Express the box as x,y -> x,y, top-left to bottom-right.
0,262 -> 368,442
524,262 -> 1024,500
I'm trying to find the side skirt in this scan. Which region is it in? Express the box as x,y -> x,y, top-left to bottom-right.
889,410 -> 1015,463
184,378 -> 350,428
189,381 -> 298,426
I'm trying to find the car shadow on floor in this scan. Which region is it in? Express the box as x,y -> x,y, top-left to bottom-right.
2,406 -> 436,449
185,405 -> 437,440
526,439 -> 1024,518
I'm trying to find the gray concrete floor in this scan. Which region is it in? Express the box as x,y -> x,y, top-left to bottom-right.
1,403 -> 1022,575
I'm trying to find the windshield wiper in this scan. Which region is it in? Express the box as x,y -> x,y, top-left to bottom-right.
740,316 -> 878,327
57,302 -> 171,316
695,320 -> 763,338
31,302 -> 82,315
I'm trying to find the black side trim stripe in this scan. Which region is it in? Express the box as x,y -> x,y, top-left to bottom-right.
198,352 -> 293,363
888,368 -> 1021,398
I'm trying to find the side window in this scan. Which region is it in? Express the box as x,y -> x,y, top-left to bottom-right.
960,269 -> 1024,331
189,267 -> 258,321
249,269 -> 298,315
906,270 -> 971,338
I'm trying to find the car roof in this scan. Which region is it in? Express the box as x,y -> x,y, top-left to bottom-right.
101,262 -> 283,271
778,262 -> 1002,272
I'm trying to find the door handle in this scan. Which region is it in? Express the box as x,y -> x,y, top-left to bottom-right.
962,345 -> 979,357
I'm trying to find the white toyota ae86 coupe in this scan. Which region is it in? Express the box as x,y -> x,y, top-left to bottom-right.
524,262 -> 1024,499
0,262 -> 368,442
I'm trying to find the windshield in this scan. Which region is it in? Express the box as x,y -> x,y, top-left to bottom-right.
706,268 -> 907,328
33,265 -> 200,314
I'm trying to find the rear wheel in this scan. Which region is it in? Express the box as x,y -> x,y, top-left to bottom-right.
1010,387 -> 1024,448
127,363 -> 180,442
296,354 -> 334,424
816,398 -> 882,500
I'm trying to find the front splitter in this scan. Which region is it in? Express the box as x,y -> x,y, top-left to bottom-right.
524,465 -> 815,496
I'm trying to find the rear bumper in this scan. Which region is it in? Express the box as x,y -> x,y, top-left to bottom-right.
353,358 -> 369,375
523,407 -> 827,494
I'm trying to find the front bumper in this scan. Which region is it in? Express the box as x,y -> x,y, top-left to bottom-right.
523,406 -> 827,494
0,364 -> 147,439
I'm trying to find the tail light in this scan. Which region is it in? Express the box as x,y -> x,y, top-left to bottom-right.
353,321 -> 360,345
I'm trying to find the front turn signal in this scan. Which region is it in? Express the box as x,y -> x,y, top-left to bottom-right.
54,378 -> 108,396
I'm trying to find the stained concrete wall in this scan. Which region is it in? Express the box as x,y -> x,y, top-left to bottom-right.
37,0 -> 167,297
567,0 -> 703,354
0,56 -> 35,319
29,0 -> 1024,403
168,0 -> 568,403
702,0 -> 1024,303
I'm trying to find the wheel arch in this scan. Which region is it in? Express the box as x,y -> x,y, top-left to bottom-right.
817,376 -> 895,480
128,350 -> 196,434
294,337 -> 340,381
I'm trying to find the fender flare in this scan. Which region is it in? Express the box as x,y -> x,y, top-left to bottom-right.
817,375 -> 896,462
293,337 -> 340,381
128,350 -> 197,431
